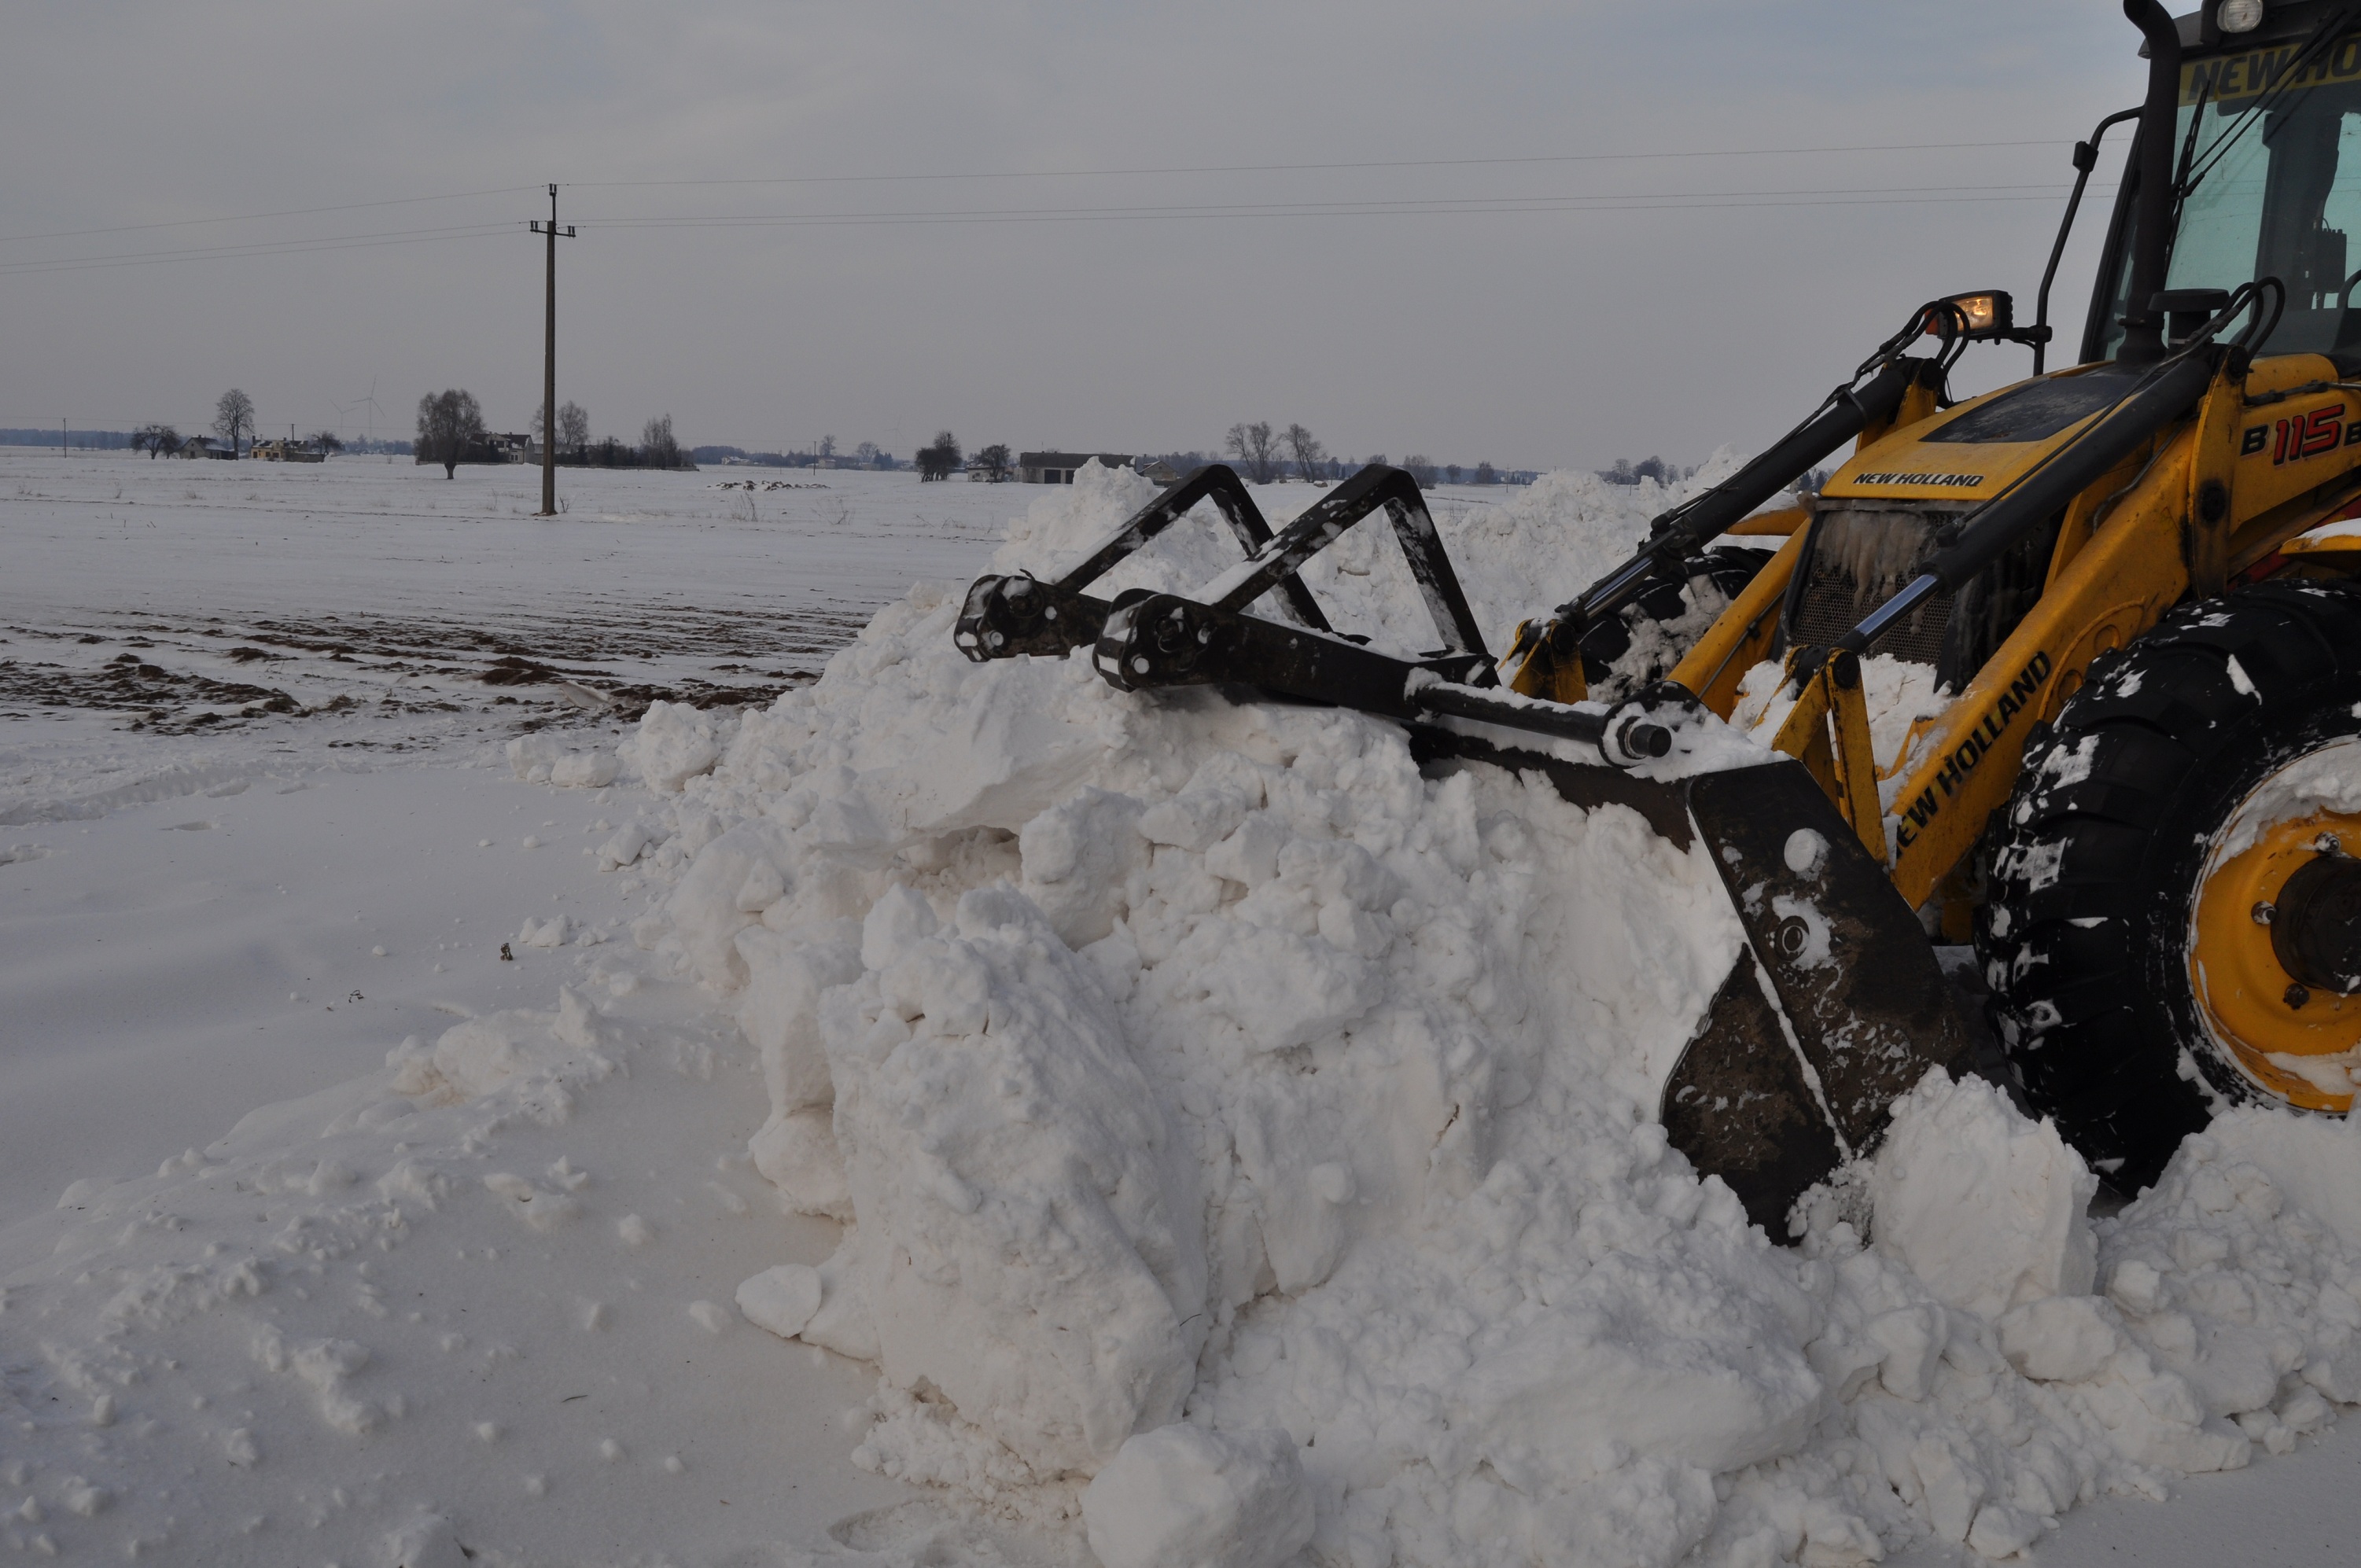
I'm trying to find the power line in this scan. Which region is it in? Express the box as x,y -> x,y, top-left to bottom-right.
0,186 -> 541,247
571,138 -> 2077,190
0,172 -> 2112,279
0,223 -> 516,278
575,180 -> 2101,229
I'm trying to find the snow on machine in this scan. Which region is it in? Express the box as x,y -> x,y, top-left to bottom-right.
955,1 -> 2361,1232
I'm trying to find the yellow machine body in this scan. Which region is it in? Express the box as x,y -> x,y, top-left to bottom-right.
1655,351 -> 2361,1107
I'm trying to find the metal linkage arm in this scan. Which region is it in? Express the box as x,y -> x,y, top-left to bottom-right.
1093,594 -> 1684,767
953,464 -> 1328,662
1195,464 -> 1491,658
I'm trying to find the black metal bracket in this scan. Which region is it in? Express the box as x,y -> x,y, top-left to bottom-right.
1092,593 -> 1689,766
953,464 -> 1329,661
955,462 -> 1696,767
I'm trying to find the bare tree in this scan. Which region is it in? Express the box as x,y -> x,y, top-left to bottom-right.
1284,423 -> 1327,484
916,430 -> 962,482
1472,461 -> 1497,486
307,430 -> 344,455
818,435 -> 838,462
1225,421 -> 1283,484
855,440 -> 882,469
1445,463 -> 1463,485
971,443 -> 1012,482
643,414 -> 683,469
415,388 -> 486,478
131,423 -> 182,458
536,399 -> 591,455
214,388 -> 255,455
1401,454 -> 1438,489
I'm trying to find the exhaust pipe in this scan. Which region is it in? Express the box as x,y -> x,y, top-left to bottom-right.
2118,1 -> 2183,364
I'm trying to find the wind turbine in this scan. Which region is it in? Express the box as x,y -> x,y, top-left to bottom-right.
350,377 -> 385,447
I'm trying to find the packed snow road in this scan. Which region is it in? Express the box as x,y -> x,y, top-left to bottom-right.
2,449 -> 2356,1568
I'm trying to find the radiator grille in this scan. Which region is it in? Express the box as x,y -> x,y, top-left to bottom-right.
1790,506 -> 1956,665
1792,574 -> 1954,663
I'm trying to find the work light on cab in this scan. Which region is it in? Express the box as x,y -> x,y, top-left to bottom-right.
2216,0 -> 2267,35
1924,289 -> 2015,341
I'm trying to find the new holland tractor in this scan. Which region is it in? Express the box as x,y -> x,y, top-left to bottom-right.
952,0 -> 2361,1232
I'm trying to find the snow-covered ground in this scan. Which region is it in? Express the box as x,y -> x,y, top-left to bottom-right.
1,448 -> 2355,1567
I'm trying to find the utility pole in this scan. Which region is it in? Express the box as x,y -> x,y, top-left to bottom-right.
528,185 -> 576,517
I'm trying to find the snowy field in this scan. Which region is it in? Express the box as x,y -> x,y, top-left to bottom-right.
1,447 -> 2355,1566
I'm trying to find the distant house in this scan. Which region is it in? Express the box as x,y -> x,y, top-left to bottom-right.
176,437 -> 237,459
1137,459 -> 1182,487
250,438 -> 325,463
1018,451 -> 1133,484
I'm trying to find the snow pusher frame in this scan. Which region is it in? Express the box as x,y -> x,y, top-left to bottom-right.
954,2 -> 2361,1229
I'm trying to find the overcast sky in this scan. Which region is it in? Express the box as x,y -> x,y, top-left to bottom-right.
2,2 -> 2153,472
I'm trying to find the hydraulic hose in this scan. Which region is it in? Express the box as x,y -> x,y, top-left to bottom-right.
1650,356 -> 1925,554
1551,355 -> 1926,645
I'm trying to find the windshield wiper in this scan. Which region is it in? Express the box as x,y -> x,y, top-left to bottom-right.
2178,6 -> 2358,206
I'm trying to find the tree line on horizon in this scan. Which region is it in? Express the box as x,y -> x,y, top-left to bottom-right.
1217,421 -> 1508,489
414,389 -> 690,477
123,388 -> 343,459
24,402 -> 1549,487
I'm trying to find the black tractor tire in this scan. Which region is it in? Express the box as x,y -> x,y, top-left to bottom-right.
1976,577 -> 2361,1194
1580,546 -> 1776,702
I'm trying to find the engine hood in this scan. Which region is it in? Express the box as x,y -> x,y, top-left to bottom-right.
1821,364 -> 2148,505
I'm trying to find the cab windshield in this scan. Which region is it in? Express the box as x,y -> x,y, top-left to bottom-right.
2098,29 -> 2361,359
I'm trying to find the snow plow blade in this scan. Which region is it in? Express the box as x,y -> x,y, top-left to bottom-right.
1438,734 -> 1976,1232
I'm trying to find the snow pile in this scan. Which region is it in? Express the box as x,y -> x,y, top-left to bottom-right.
580,466 -> 2361,1565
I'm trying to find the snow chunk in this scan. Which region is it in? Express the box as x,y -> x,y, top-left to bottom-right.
505,733 -> 617,788
736,1264 -> 824,1339
1873,1071 -> 2097,1319
822,884 -> 1206,1473
621,700 -> 727,791
1081,1425 -> 1313,1568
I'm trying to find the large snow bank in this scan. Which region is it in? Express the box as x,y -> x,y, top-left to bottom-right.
608,463 -> 2361,1566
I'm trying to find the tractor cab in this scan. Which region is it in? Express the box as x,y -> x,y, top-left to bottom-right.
2093,1 -> 2361,363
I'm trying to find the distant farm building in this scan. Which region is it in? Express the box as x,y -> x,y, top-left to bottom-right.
415,433 -> 531,468
176,437 -> 238,459
1019,451 -> 1134,484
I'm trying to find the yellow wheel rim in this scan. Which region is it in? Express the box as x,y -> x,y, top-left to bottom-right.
2189,771 -> 2361,1113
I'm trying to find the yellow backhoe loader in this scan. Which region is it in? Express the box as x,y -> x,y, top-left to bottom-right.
954,0 -> 2361,1233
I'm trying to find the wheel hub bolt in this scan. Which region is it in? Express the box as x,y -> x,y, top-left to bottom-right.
2285,982 -> 2311,1009
2252,900 -> 2276,925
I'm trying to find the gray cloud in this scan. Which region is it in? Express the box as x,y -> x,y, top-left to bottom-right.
2,1 -> 2144,469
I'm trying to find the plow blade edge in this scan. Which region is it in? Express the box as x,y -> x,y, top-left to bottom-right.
1432,741 -> 1975,1234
